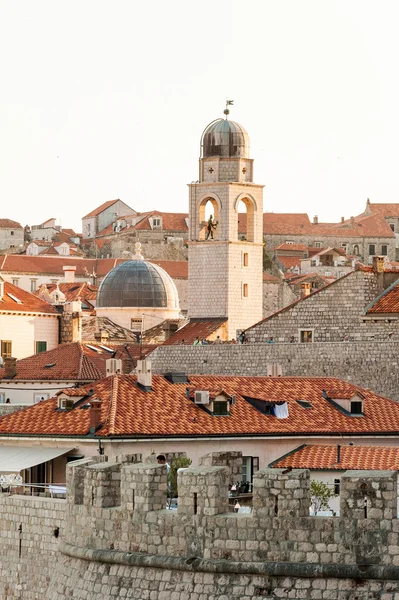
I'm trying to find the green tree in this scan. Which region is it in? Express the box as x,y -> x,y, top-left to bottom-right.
168,456 -> 192,499
310,480 -> 337,515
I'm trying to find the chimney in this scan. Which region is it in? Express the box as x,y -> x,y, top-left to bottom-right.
136,359 -> 152,391
89,398 -> 102,434
63,265 -> 76,283
59,301 -> 82,344
341,216 -> 345,223
4,357 -> 17,379
0,278 -> 4,300
350,216 -> 355,226
313,215 -> 318,225
94,330 -> 109,344
301,282 -> 311,297
337,444 -> 341,464
372,255 -> 385,294
122,357 -> 133,374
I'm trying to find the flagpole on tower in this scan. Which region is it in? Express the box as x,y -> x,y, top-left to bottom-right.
224,99 -> 234,118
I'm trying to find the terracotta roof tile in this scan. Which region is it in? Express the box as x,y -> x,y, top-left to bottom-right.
275,256 -> 301,270
366,279 -> 399,314
270,444 -> 399,470
0,375 -> 399,438
0,342 -> 105,380
0,282 -> 58,315
274,243 -> 309,251
0,219 -> 22,229
163,319 -> 227,345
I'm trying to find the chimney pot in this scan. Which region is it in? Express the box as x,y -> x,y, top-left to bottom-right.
350,216 -> 355,226
89,398 -> 102,433
341,216 -> 345,223
313,215 -> 318,225
136,359 -> 152,390
63,266 -> 76,283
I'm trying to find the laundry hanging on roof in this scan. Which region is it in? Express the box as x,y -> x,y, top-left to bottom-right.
273,402 -> 289,419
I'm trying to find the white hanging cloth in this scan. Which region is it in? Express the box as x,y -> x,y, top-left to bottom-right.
274,402 -> 289,419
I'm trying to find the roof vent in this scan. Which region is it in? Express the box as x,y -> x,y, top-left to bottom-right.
44,363 -> 56,369
296,400 -> 312,409
164,372 -> 189,384
194,391 -> 210,405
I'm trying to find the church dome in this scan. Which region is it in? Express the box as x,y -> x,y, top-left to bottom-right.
201,117 -> 250,159
97,246 -> 179,310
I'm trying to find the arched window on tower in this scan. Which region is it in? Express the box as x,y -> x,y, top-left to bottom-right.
199,198 -> 219,241
236,197 -> 255,242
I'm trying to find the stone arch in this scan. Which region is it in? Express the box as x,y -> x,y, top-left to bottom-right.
197,193 -> 222,241
234,193 -> 258,242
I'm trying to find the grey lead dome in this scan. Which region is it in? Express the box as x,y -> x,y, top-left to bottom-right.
97,260 -> 168,308
201,118 -> 250,159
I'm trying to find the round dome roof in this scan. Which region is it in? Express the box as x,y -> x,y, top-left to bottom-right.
201,118 -> 250,159
97,259 -> 179,309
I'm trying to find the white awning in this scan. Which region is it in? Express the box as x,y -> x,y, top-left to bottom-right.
0,446 -> 74,472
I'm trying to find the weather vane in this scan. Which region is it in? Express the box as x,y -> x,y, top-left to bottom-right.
224,99 -> 234,118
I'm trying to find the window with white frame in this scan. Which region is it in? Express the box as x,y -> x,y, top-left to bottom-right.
34,393 -> 50,404
314,241 -> 323,248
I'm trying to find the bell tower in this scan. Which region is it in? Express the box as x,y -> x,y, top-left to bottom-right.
188,106 -> 264,339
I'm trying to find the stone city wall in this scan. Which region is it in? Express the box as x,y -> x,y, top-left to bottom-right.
149,340 -> 399,401
47,454 -> 399,599
4,453 -> 399,598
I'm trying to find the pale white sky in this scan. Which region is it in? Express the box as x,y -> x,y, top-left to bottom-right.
1,0 -> 399,233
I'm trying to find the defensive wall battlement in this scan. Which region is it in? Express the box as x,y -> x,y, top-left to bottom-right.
4,452 -> 399,598
63,451 -> 399,568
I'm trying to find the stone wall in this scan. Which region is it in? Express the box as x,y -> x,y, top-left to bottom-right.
149,341 -> 399,401
247,268 -> 399,343
4,454 -> 399,598
45,455 -> 399,599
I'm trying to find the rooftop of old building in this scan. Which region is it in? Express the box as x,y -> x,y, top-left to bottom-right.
0,373 -> 397,439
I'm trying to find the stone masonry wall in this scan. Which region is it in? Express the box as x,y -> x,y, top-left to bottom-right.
149,341 -> 399,401
4,453 -> 399,598
46,455 -> 399,599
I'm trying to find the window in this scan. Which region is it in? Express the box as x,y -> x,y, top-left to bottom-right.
213,400 -> 229,415
9,245 -> 15,249
12,279 -> 19,286
243,283 -> 248,297
381,245 -> 388,256
30,279 -> 37,292
390,223 -> 395,232
350,401 -> 363,415
10,231 -> 14,236
33,393 -> 49,404
243,253 -> 249,267
341,243 -> 348,253
130,319 -> 142,331
353,244 -> 360,255
242,456 -> 259,484
324,271 -> 331,276
152,218 -> 161,228
334,479 -> 340,495
285,241 -> 294,245
299,330 -> 313,343
0,393 -> 5,404
314,242 -> 323,248
369,244 -> 376,256
1,341 -> 12,359
35,341 -> 47,354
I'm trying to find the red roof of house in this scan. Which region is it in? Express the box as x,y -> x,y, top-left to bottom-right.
366,280 -> 399,314
0,282 -> 58,315
97,211 -> 189,237
82,200 -> 122,219
275,256 -> 301,270
273,243 -> 309,251
0,375 -> 398,438
369,203 -> 399,218
263,273 -> 281,283
163,319 -> 227,345
0,219 -> 22,229
37,282 -> 98,303
0,255 -> 188,280
270,444 -> 399,470
0,342 -> 104,381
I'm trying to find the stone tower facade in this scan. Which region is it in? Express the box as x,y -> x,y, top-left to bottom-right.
188,111 -> 264,339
